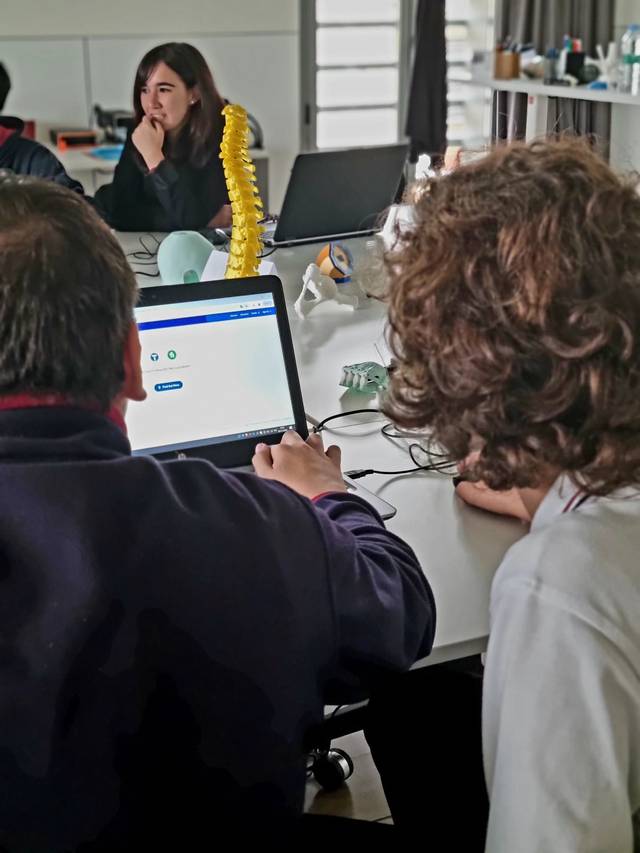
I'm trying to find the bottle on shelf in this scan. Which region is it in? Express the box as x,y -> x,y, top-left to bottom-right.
544,47 -> 560,84
619,24 -> 640,94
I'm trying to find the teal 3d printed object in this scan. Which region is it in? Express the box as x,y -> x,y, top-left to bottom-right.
340,361 -> 389,394
157,230 -> 214,284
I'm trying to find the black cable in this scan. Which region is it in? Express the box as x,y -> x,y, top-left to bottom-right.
345,459 -> 454,479
127,234 -> 161,277
313,408 -> 456,478
351,447 -> 456,478
313,409 -> 380,433
381,421 -> 448,455
126,233 -> 161,262
381,421 -> 453,470
345,448 -> 455,479
133,269 -> 161,278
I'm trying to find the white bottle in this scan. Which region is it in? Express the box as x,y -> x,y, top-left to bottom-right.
353,235 -> 388,299
620,24 -> 640,94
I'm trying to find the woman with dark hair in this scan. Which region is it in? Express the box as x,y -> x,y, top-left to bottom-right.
94,42 -> 230,231
365,138 -> 640,852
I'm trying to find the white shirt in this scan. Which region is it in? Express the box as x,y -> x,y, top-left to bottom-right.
483,475 -> 640,853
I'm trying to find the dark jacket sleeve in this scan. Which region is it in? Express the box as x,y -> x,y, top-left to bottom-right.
93,139 -> 155,230
312,491 -> 436,701
147,156 -> 228,231
94,137 -> 227,231
20,141 -> 84,193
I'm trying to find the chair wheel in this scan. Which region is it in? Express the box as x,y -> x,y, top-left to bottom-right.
311,748 -> 354,791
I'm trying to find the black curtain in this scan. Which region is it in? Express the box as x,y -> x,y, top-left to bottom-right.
0,63 -> 10,112
493,0 -> 615,153
405,0 -> 448,164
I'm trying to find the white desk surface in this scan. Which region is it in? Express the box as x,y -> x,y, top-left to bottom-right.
117,231 -> 526,665
271,237 -> 387,426
119,232 -> 385,425
326,421 -> 523,665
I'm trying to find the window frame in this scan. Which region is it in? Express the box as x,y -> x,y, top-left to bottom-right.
299,0 -> 414,151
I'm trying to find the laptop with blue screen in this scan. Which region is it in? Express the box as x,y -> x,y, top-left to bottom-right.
126,276 -> 396,517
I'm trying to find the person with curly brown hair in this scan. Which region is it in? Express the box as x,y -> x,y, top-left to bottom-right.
365,138 -> 640,852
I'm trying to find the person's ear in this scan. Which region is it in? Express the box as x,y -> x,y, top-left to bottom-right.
189,86 -> 200,106
122,321 -> 146,403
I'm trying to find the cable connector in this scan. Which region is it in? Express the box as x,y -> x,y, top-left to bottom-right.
344,469 -> 374,480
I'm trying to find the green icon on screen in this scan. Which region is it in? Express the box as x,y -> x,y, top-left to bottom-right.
167,350 -> 177,360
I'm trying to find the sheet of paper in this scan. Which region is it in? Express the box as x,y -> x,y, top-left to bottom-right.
201,249 -> 277,281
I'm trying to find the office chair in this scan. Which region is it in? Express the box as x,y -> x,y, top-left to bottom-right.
308,701 -> 369,791
93,104 -> 134,143
247,112 -> 264,149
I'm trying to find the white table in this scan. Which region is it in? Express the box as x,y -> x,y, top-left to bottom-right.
119,232 -> 387,425
271,242 -> 525,663
117,231 -> 164,286
49,142 -> 270,204
117,231 -> 526,665
320,421 -> 523,664
270,238 -> 388,426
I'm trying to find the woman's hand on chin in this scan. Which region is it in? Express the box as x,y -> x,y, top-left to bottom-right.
132,117 -> 165,171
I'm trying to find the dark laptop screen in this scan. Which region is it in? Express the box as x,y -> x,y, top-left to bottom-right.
273,143 -> 408,243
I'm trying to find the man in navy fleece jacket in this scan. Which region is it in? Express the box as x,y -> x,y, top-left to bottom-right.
0,176 -> 435,851
0,117 -> 84,193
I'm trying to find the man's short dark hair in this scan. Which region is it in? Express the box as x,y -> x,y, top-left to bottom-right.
0,63 -> 10,112
0,176 -> 137,409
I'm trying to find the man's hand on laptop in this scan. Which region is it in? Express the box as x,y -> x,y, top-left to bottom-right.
252,431 -> 347,500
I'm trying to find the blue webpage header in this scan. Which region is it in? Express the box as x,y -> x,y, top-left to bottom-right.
138,306 -> 276,331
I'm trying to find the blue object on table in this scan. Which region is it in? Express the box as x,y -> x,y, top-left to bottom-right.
89,144 -> 124,161
587,80 -> 608,89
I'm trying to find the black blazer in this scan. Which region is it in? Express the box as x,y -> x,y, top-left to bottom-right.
93,134 -> 228,231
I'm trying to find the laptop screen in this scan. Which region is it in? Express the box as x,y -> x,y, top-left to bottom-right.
126,279 -> 304,462
271,143 -> 408,245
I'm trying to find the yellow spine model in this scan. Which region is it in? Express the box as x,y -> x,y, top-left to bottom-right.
219,104 -> 264,278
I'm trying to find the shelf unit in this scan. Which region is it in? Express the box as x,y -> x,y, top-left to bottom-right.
463,74 -> 640,106
448,0 -> 640,173
459,73 -> 640,171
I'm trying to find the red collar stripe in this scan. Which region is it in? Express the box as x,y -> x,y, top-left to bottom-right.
562,490 -> 590,514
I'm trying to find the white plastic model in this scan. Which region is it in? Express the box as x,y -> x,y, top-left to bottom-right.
294,263 -> 360,318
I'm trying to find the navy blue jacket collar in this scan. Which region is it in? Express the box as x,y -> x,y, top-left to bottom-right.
0,406 -> 131,462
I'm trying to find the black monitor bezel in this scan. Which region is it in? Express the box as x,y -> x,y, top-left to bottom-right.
133,276 -> 308,468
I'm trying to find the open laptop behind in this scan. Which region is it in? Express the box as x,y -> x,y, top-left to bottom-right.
263,144 -> 408,248
127,277 -> 396,517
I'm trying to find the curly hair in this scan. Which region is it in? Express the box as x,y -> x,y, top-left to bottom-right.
385,138 -> 640,495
